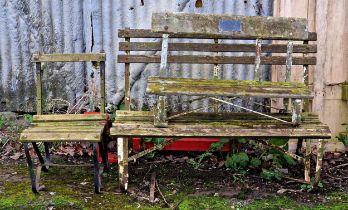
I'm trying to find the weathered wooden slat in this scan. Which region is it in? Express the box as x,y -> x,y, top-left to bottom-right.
110,123 -> 331,139
115,111 -> 321,123
20,132 -> 102,142
23,126 -> 105,133
119,42 -> 317,53
31,121 -> 106,127
146,77 -> 313,99
32,53 -> 106,62
152,13 -> 309,40
114,121 -> 328,129
33,114 -> 107,122
118,29 -> 317,41
118,55 -> 316,65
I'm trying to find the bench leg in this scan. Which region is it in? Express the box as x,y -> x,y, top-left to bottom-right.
314,139 -> 325,187
93,143 -> 102,193
117,137 -> 128,192
23,143 -> 45,193
304,139 -> 311,183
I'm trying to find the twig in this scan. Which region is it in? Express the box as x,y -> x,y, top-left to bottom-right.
167,106 -> 205,120
156,179 -> 170,207
1,138 -> 10,149
282,175 -> 308,184
150,172 -> 156,203
258,139 -> 304,163
329,163 -> 348,171
129,138 -> 178,162
325,174 -> 343,181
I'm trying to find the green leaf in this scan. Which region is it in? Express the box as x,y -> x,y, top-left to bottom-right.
250,158 -> 261,168
283,154 -> 296,166
237,138 -> 247,144
260,168 -> 282,181
318,182 -> 324,188
143,138 -> 153,142
269,138 -> 289,146
23,114 -> 33,123
219,138 -> 230,143
118,101 -> 126,110
225,152 -> 249,170
153,138 -> 165,145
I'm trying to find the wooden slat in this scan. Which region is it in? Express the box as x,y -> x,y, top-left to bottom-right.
119,42 -> 317,53
33,114 -> 107,122
118,55 -> 316,65
31,121 -> 106,127
152,13 -> 309,40
24,126 -> 105,133
32,53 -> 106,62
115,111 -> 321,124
118,29 -> 317,41
20,132 -> 102,142
110,122 -> 331,139
146,77 -> 313,99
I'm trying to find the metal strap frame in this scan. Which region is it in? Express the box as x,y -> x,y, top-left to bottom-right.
254,39 -> 262,81
33,53 -> 106,114
213,38 -> 220,112
284,40 -> 302,125
154,34 -> 169,127
283,40 -> 293,113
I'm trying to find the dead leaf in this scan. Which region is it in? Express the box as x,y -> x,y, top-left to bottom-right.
10,152 -> 21,160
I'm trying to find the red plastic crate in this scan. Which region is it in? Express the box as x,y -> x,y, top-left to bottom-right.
132,137 -> 230,152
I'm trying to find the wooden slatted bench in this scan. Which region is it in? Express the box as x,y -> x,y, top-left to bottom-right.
20,53 -> 109,193
111,13 -> 331,192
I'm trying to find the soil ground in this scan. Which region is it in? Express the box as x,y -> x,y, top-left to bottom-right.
0,152 -> 347,210
0,113 -> 347,209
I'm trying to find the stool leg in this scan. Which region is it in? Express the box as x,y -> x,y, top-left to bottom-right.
314,139 -> 325,187
44,142 -> 51,169
93,143 -> 102,193
23,143 -> 40,193
304,139 -> 311,183
32,142 -> 49,172
99,132 -> 109,172
117,137 -> 128,192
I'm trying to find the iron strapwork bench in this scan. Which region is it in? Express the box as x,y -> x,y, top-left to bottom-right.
111,13 -> 331,192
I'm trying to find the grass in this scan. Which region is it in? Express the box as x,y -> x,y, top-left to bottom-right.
0,159 -> 347,210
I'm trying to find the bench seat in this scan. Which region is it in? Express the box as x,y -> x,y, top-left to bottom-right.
20,114 -> 107,142
146,77 -> 313,99
110,111 -> 330,139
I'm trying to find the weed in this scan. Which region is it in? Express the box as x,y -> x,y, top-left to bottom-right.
260,168 -> 283,181
23,114 -> 33,123
189,138 -> 229,169
225,152 -> 249,170
336,123 -> 348,146
0,116 -> 4,129
300,178 -> 324,192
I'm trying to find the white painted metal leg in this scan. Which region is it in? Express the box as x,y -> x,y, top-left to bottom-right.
117,137 -> 128,192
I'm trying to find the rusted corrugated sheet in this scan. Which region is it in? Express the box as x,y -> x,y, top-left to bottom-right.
0,0 -> 273,112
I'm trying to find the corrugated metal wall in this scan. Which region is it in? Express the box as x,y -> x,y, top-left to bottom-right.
0,0 -> 273,112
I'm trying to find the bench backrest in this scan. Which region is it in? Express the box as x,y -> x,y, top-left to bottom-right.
118,13 -> 317,110
32,53 -> 106,114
